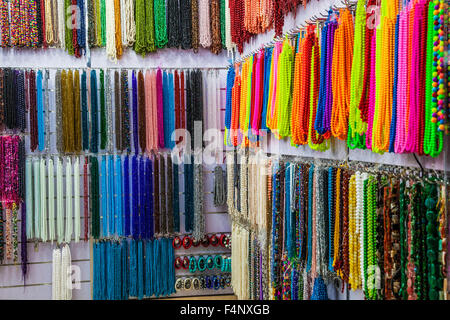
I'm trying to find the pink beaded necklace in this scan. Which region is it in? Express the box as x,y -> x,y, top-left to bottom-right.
405,1 -> 424,153
251,50 -> 264,135
365,31 -> 377,150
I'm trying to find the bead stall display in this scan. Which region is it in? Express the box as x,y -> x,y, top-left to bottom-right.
0,0 -> 449,303
227,151 -> 448,300
0,65 -> 231,299
225,0 -> 449,301
225,0 -> 449,158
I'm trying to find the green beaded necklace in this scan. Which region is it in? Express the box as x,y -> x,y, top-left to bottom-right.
154,0 -> 168,48
424,182 -> 440,300
399,180 -> 408,300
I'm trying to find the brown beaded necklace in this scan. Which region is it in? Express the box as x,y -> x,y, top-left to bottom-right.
341,169 -> 350,284
73,70 -> 82,153
210,0 -> 222,54
191,0 -> 199,52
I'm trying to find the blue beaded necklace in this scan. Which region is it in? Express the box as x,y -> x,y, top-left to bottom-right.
173,161 -> 180,233
315,22 -> 329,134
328,167 -> 335,272
297,164 -> 303,258
224,66 -> 235,145
306,165 -> 314,273
137,239 -> 144,300
285,163 -> 292,257
106,241 -> 114,299
129,239 -> 137,297
163,71 -> 170,148
168,72 -> 176,150
81,71 -> 89,150
108,155 -> 115,235
90,70 -> 99,153
131,156 -> 139,238
93,242 -> 101,299
123,156 -> 131,236
389,15 -> 400,153
145,240 -> 153,297
261,47 -> 273,132
101,156 -> 108,237
139,157 -> 146,238
36,70 -> 45,151
146,158 -> 154,239
121,239 -> 129,300
153,237 -> 160,297
311,276 -> 328,300
115,156 -> 123,236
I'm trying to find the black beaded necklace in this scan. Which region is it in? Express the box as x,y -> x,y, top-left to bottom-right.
167,0 -> 181,48
185,71 -> 193,152
180,0 -> 192,50
121,70 -> 130,152
5,68 -> 16,130
0,69 -> 5,128
167,154 -> 174,234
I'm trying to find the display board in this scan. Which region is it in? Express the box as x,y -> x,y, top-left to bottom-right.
0,48 -> 231,300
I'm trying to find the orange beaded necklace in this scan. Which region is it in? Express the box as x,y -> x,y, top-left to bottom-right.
331,9 -> 354,141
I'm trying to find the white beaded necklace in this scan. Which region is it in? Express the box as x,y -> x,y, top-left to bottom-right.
73,157 -> 81,243
226,151 -> 234,213
40,158 -> 48,242
224,0 -> 235,54
52,247 -> 61,300
56,157 -> 64,244
240,153 -> 248,219
48,158 -> 55,242
199,0 -> 212,48
62,245 -> 72,300
356,171 -> 367,288
123,0 -> 136,46
25,158 -> 33,239
33,159 -> 41,240
57,0 -> 65,49
65,158 -> 73,243
105,0 -> 117,61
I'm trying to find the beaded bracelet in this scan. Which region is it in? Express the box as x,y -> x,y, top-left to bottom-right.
182,235 -> 192,249
175,278 -> 184,291
193,277 -> 200,290
205,276 -> 212,289
219,275 -> 226,289
225,275 -> 231,287
192,237 -> 201,247
173,236 -> 182,249
200,276 -> 206,289
220,234 -> 230,248
214,255 -> 223,269
213,275 -> 220,290
184,278 -> 192,290
182,256 -> 190,269
189,256 -> 197,273
206,255 -> 215,270
209,234 -> 219,246
197,256 -> 207,271
201,234 -> 210,247
174,256 -> 182,269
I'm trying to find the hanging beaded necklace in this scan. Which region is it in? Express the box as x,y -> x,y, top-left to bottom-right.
348,0 -> 367,150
